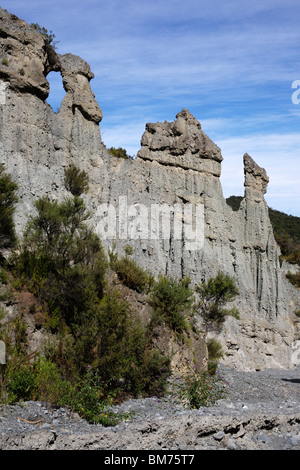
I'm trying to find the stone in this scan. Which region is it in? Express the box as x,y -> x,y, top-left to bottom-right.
213,431 -> 225,441
257,434 -> 271,443
288,436 -> 300,446
226,438 -> 239,450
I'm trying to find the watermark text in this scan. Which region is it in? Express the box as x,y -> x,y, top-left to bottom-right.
94,196 -> 204,251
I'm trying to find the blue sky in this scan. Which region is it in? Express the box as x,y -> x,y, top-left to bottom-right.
2,0 -> 300,216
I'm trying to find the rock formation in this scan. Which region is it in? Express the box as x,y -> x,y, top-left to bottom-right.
0,7 -> 299,370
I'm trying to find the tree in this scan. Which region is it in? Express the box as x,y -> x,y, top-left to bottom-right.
0,165 -> 18,251
14,195 -> 107,321
194,271 -> 240,336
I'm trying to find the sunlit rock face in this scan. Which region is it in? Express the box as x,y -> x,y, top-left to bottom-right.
1,7 -> 299,371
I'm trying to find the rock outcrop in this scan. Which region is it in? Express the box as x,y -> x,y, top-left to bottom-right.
0,7 -> 299,371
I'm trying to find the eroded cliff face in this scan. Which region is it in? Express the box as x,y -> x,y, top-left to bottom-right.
1,7 -> 299,370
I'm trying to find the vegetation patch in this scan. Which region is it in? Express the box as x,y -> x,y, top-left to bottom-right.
108,147 -> 133,160
169,364 -> 226,409
64,164 -> 89,197
286,271 -> 300,288
31,23 -> 58,52
149,275 -> 194,336
110,245 -> 154,293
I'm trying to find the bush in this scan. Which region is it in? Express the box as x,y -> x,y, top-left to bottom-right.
64,164 -> 89,196
114,255 -> 152,293
95,288 -> 144,388
140,349 -> 171,397
171,364 -> 226,409
206,338 -> 224,375
33,357 -> 73,406
108,147 -> 133,160
0,268 -> 8,284
194,271 -> 240,335
84,286 -> 171,398
7,366 -> 36,402
4,357 -> 126,426
31,23 -> 58,52
69,367 -> 123,425
3,185 -> 174,411
11,195 -> 109,379
286,271 -> 300,288
149,275 -> 194,335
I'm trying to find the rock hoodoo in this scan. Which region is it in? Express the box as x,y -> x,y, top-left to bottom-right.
138,108 -> 223,176
0,7 -> 299,371
243,152 -> 269,201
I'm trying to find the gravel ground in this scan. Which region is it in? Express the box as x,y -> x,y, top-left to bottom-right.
0,364 -> 300,451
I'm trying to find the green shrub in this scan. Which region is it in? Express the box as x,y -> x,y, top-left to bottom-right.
7,366 -> 36,402
95,288 -> 143,384
6,357 -> 72,406
0,312 -> 34,403
11,195 -> 109,380
171,364 -> 226,409
286,271 -> 300,288
68,367 -> 123,426
114,255 -> 153,293
3,182 -> 174,410
64,164 -> 89,196
1,58 -> 9,67
206,338 -> 224,375
31,23 -> 58,52
0,268 -> 8,284
140,349 -> 171,397
124,244 -> 134,256
149,275 -> 194,335
91,287 -> 171,398
33,357 -> 73,405
108,147 -> 133,160
194,271 -> 240,335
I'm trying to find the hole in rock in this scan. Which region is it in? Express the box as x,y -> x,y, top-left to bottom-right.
46,71 -> 66,113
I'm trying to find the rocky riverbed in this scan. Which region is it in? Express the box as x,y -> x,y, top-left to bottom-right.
0,364 -> 300,451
